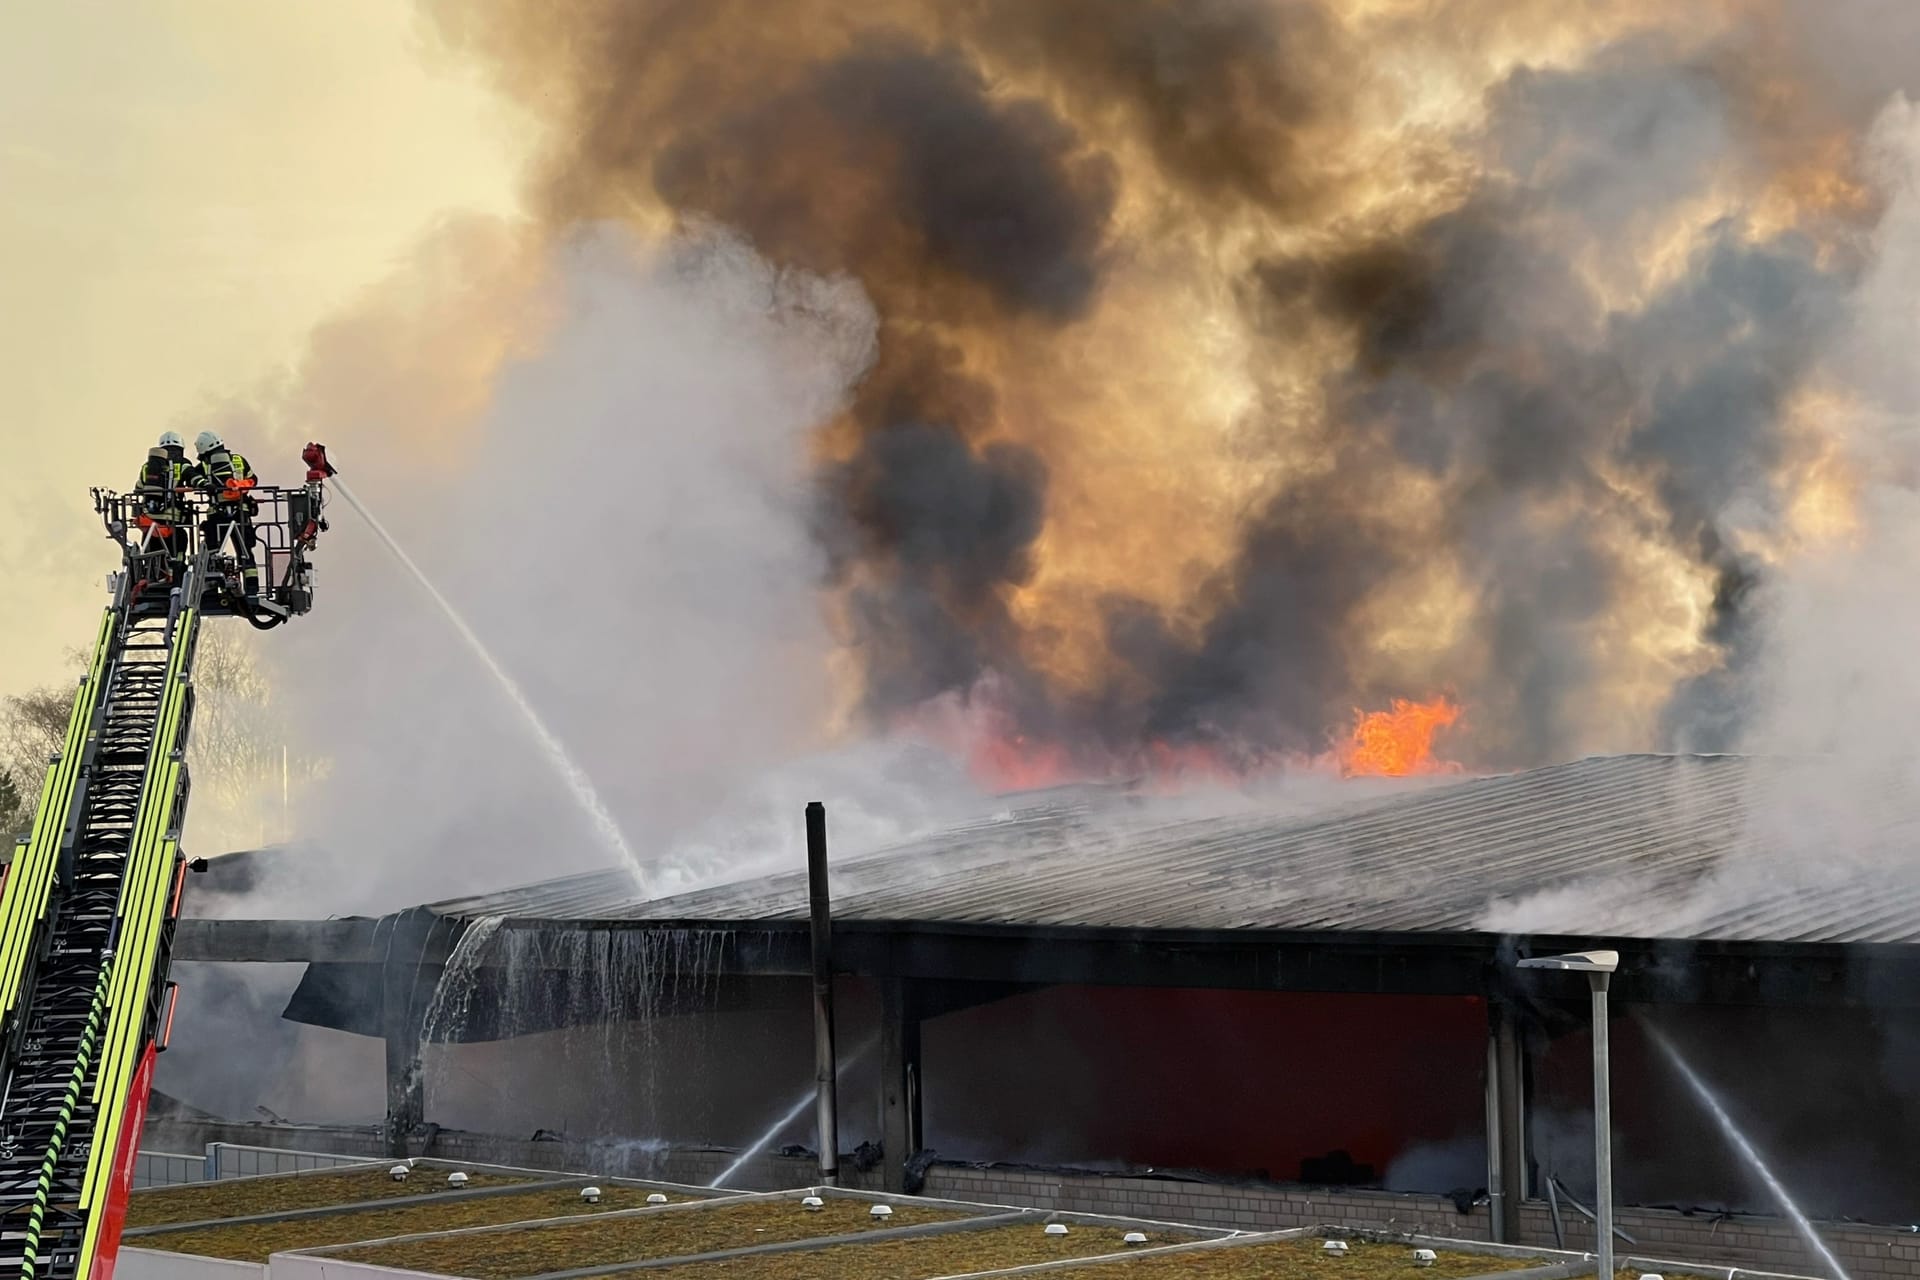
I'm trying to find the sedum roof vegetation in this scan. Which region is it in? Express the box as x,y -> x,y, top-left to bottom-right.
618,1220 -> 1201,1280
126,1171 -> 1563,1280
337,1197 -> 974,1279
126,1167 -> 538,1228
137,1183 -> 699,1263
1044,1238 -> 1545,1279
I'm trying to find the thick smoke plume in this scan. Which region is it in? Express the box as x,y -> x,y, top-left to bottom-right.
1476,98 -> 1920,940
142,1 -> 1920,1126
212,223 -> 939,918
156,225 -> 968,1117
423,0 -> 1897,779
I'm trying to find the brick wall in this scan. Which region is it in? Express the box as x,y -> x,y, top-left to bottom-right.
922,1167 -> 1488,1239
141,1121 -> 883,1193
924,1168 -> 1920,1278
1516,1201 -> 1920,1278
402,1131 -> 883,1192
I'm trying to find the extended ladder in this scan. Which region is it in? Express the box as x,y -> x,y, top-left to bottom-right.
0,446 -> 334,1280
0,563 -> 200,1280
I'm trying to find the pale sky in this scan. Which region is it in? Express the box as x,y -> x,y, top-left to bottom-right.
0,1 -> 528,687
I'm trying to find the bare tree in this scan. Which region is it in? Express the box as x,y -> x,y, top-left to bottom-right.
183,627 -> 327,847
1,687 -> 72,770
0,685 -> 76,843
0,772 -> 26,845
0,626 -> 323,851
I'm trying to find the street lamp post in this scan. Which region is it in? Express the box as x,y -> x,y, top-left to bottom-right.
1517,949 -> 1620,1280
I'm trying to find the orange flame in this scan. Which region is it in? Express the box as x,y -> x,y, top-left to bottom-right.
1340,696 -> 1463,778
919,691 -> 1467,793
969,731 -> 1078,792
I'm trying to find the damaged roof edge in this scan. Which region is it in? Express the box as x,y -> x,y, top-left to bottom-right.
401,753 -> 1920,947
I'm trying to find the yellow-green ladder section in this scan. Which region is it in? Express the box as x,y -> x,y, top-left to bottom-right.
71,608 -> 199,1280
0,607 -> 116,1025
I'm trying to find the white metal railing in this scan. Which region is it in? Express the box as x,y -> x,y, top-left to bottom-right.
131,1143 -> 378,1188
202,1143 -> 372,1181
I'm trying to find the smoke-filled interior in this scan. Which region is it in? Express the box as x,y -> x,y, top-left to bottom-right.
409,985 -> 1488,1184
182,960 -> 1920,1222
1533,1003 -> 1920,1223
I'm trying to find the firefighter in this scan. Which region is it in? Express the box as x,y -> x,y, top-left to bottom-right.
133,431 -> 193,564
192,429 -> 261,600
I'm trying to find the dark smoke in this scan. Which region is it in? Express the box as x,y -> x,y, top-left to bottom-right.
428,0 -> 1877,770
1208,60 -> 1856,764
963,0 -> 1354,213
650,38 -> 1117,321
825,417 -> 1048,712
1660,537 -> 1766,752
1101,497 -> 1400,757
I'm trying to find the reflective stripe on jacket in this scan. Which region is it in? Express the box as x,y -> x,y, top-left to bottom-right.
136,452 -> 193,515
198,448 -> 256,502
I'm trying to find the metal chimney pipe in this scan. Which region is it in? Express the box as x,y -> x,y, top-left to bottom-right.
1588,970 -> 1614,1280
806,801 -> 838,1186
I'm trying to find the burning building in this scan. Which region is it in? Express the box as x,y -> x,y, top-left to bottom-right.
143,4 -> 1920,1277
170,749 -> 1920,1279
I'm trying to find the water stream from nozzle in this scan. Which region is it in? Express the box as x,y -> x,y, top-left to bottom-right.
710,1037 -> 878,1189
333,478 -> 642,881
1640,1017 -> 1852,1280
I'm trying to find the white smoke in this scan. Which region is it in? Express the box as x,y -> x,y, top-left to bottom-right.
1381,1134 -> 1484,1195
233,193 -> 1403,924
1476,95 -> 1920,939
159,224 -> 961,1119
1747,96 -> 1920,764
244,222 -> 907,917
1721,94 -> 1920,887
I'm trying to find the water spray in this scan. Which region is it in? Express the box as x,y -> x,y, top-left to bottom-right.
331,477 -> 643,881
710,1036 -> 878,1189
1640,1018 -> 1853,1280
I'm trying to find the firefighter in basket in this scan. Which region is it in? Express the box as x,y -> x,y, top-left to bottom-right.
192,429 -> 261,600
132,430 -> 194,567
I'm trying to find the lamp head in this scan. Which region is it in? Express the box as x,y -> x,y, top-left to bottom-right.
1516,949 -> 1619,974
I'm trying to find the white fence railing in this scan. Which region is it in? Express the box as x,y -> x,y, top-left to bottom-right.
204,1143 -> 369,1181
133,1144 -> 373,1189
132,1151 -> 206,1189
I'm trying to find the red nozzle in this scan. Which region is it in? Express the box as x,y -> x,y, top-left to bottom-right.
302,442 -> 337,482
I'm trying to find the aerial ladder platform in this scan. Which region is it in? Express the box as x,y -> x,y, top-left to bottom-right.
0,444 -> 336,1280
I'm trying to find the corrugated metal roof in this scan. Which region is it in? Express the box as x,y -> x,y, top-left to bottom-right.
424,753 -> 1920,945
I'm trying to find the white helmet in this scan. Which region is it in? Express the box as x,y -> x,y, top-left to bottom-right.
194,430 -> 223,454
158,431 -> 183,449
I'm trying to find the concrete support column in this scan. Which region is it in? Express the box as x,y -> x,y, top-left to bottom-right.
879,971 -> 923,1194
381,908 -> 435,1157
1486,997 -> 1528,1242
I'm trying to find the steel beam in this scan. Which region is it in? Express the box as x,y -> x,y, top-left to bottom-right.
879,971 -> 923,1195
378,909 -> 435,1156
1486,997 -> 1528,1242
172,918 -> 396,963
174,914 -> 1920,1010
